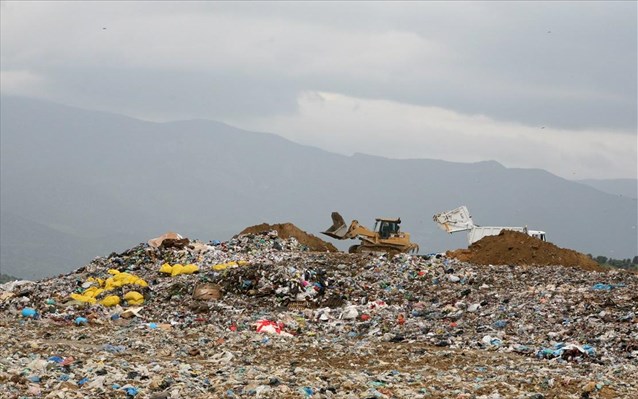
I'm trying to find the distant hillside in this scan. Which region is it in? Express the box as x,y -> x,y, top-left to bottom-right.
576,178 -> 637,199
1,96 -> 636,279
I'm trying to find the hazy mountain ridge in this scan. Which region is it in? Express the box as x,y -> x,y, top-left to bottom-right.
1,96 -> 636,279
575,178 -> 637,199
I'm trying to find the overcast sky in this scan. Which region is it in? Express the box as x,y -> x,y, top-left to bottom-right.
1,1 -> 636,179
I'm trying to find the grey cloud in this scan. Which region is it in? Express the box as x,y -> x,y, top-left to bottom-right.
208,1 -> 638,130
1,1 -> 635,131
35,67 -> 300,122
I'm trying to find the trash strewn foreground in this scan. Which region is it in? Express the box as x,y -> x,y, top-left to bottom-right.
1,230 -> 636,399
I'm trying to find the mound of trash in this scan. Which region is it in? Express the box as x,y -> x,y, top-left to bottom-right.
238,222 -> 337,252
1,230 -> 636,398
447,230 -> 603,271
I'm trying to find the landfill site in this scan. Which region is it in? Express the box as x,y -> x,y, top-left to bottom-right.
1,217 -> 637,399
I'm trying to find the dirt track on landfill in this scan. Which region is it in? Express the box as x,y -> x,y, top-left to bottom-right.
266,343 -> 620,399
238,222 -> 338,252
447,230 -> 604,271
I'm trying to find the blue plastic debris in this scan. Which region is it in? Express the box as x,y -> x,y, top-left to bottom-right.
536,348 -> 555,359
536,343 -> 595,359
122,387 -> 139,396
582,344 -> 596,356
592,283 -> 614,291
21,308 -> 37,318
75,317 -> 88,325
48,356 -> 64,363
493,320 -> 508,329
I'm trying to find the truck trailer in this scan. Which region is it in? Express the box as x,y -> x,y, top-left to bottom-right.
433,206 -> 546,245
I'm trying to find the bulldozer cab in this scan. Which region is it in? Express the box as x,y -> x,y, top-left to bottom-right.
374,218 -> 401,239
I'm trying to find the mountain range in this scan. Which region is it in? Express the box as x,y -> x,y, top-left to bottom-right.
1,96 -> 636,279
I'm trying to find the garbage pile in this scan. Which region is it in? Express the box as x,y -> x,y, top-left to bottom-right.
1,228 -> 636,398
238,222 -> 338,252
447,230 -> 603,271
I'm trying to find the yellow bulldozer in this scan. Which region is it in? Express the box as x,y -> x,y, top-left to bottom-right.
322,212 -> 419,255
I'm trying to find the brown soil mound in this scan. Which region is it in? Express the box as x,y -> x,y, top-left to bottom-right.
447,230 -> 604,271
238,222 -> 338,252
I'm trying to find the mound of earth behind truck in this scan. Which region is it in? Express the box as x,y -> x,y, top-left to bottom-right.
322,212 -> 419,255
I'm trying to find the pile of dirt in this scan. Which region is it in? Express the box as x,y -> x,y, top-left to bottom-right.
238,222 -> 338,252
447,230 -> 603,271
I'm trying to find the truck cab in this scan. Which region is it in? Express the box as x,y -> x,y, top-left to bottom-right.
528,230 -> 546,241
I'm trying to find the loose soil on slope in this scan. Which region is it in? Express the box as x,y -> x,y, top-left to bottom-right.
238,222 -> 338,252
447,230 -> 603,271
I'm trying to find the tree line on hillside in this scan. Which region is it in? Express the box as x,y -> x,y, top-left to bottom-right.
0,273 -> 20,284
589,255 -> 638,270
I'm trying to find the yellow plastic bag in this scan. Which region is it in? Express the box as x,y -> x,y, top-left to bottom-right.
83,286 -> 105,298
212,263 -> 229,271
170,264 -> 185,277
123,291 -> 144,305
102,273 -> 147,290
87,276 -> 106,286
114,272 -> 133,283
100,295 -> 121,307
103,277 -> 117,291
131,277 -> 148,287
159,263 -> 173,274
70,293 -> 97,304
182,264 -> 199,274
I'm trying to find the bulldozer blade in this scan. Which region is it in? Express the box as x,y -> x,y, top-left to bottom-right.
322,212 -> 349,239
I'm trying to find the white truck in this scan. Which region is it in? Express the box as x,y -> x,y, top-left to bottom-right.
433,205 -> 546,245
